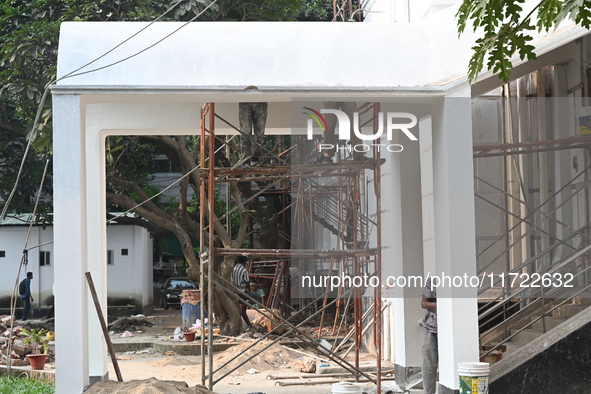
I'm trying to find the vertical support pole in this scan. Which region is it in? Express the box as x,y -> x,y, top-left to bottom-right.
537,70 -> 550,271
85,272 -> 123,382
373,103 -> 382,393
199,104 -> 207,386
373,103 -> 382,394
353,172 -> 361,379
318,257 -> 335,337
208,103 -> 216,391
53,94 -> 90,394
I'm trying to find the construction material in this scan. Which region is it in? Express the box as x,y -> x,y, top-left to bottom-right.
108,317 -> 153,332
85,272 -> 123,382
332,382 -> 363,394
458,362 -> 490,394
267,371 -> 394,380
274,376 -> 396,387
280,345 -> 330,362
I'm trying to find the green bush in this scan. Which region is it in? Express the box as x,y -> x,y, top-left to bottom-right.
0,377 -> 54,394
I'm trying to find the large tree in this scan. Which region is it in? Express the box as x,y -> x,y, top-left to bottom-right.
457,0 -> 591,82
0,0 -> 303,335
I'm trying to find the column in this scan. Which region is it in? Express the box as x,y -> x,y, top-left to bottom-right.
85,105 -> 109,382
53,94 -> 89,394
431,93 -> 480,394
381,133 -> 424,389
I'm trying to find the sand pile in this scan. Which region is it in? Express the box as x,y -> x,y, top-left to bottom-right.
84,377 -> 214,394
213,339 -> 298,375
156,356 -> 196,366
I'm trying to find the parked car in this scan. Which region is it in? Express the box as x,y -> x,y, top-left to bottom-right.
160,277 -> 199,310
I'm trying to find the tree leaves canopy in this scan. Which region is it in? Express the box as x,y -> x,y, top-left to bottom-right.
457,0 -> 591,82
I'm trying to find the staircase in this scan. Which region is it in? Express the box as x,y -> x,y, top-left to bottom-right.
478,243 -> 591,361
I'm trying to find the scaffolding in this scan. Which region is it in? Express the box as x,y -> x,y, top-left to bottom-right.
197,102 -> 384,391
473,78 -> 591,357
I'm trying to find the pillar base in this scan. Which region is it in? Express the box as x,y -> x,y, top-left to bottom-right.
89,372 -> 108,384
394,364 -> 421,390
438,382 -> 459,394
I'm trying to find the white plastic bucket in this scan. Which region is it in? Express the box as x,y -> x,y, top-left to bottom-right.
458,362 -> 490,394
331,382 -> 363,394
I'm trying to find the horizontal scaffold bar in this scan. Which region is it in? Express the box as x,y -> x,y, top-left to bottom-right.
213,248 -> 379,258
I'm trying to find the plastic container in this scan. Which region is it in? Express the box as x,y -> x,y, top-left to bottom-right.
331,382 -> 363,394
181,302 -> 199,329
458,362 -> 490,394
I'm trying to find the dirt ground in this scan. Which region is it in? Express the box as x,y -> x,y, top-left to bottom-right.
97,309 -> 385,394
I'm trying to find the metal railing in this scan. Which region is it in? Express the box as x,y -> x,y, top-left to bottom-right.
479,242 -> 591,357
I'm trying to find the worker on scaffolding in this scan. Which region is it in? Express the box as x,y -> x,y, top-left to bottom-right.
239,102 -> 268,168
232,256 -> 262,331
317,101 -> 367,163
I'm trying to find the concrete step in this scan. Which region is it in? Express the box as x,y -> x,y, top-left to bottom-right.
529,316 -> 566,331
509,328 -> 544,344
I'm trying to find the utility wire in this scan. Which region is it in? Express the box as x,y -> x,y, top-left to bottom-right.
57,0 -> 187,82
0,85 -> 52,223
59,0 -> 219,81
6,158 -> 50,377
1,0 -> 218,222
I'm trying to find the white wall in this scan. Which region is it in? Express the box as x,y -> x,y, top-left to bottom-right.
0,226 -> 53,305
106,225 -> 153,309
0,224 -> 152,310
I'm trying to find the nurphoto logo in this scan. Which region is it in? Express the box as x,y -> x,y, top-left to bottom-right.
302,107 -> 418,153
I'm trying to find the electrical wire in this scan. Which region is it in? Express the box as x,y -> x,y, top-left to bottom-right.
1,0 -> 218,222
0,85 -> 52,223
6,158 -> 50,377
57,0 -> 187,82
59,0 -> 220,81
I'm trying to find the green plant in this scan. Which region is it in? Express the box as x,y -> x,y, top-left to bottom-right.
0,376 -> 54,394
20,328 -> 48,355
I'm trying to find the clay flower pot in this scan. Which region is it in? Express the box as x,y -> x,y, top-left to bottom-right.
183,331 -> 196,342
27,354 -> 48,370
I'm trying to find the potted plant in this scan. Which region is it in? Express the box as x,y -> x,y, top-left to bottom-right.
21,328 -> 49,370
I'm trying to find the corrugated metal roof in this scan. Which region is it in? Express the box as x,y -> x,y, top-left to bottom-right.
0,212 -> 137,226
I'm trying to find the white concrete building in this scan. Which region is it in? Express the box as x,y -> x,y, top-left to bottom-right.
0,218 -> 153,313
50,0 -> 591,393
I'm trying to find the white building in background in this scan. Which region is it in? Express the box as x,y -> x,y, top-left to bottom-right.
0,217 -> 153,313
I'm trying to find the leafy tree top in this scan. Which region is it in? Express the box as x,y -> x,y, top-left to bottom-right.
457,0 -> 591,82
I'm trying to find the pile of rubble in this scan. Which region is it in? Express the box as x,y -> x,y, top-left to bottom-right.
108,317 -> 153,332
0,315 -> 54,366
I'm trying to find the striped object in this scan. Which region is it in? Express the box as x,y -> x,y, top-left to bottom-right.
231,263 -> 249,291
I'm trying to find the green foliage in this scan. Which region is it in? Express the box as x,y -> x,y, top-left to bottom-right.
20,328 -> 49,354
457,0 -> 591,82
0,128 -> 52,220
0,377 -> 54,394
106,136 -> 157,183
296,0 -> 333,21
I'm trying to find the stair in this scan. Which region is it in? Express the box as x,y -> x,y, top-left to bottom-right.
482,298 -> 591,361
488,305 -> 591,394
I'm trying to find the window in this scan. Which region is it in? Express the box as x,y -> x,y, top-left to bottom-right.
39,251 -> 50,266
107,250 -> 114,265
0,251 -> 5,258
121,249 -> 128,256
